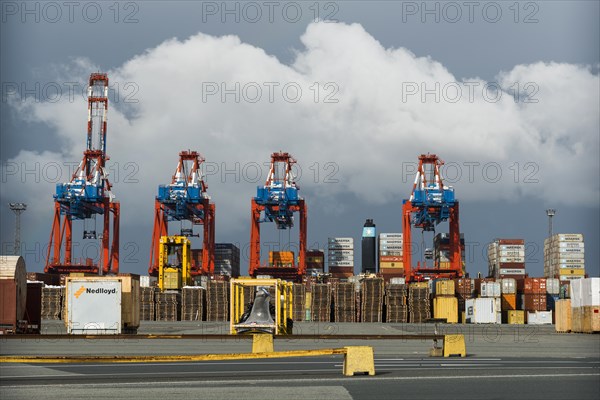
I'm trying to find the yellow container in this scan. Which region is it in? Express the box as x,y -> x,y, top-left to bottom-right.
433,296 -> 458,323
506,310 -> 525,324
410,282 -> 428,289
163,269 -> 181,290
379,261 -> 403,269
435,280 -> 455,296
559,269 -> 585,276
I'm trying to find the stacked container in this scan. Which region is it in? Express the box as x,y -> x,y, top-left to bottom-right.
292,283 -> 306,321
488,239 -> 526,279
214,243 -> 241,277
328,238 -> 354,278
155,291 -> 181,322
140,287 -> 155,321
544,234 -> 585,281
206,280 -> 229,321
455,278 -> 475,314
546,278 -> 561,311
523,278 -> 547,312
269,251 -> 294,267
378,233 -> 403,280
432,280 -> 457,323
570,278 -> 600,333
41,286 -> 63,320
434,233 -> 465,272
306,249 -> 325,275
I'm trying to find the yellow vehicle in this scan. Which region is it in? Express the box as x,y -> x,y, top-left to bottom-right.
158,236 -> 192,291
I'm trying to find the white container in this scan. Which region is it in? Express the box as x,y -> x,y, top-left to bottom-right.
500,257 -> 525,263
389,277 -> 406,285
140,276 -> 157,288
562,276 -> 584,282
379,245 -> 403,250
546,278 -> 560,295
552,234 -> 584,242
527,311 -> 553,325
499,244 -> 525,251
557,242 -> 584,248
328,237 -> 353,244
499,268 -> 526,275
465,298 -> 500,324
327,255 -> 354,262
328,249 -> 353,256
329,260 -> 353,267
499,250 -> 525,257
379,233 -> 403,239
581,278 -> 600,307
500,278 -> 516,294
328,243 -> 353,250
67,279 -> 121,334
481,282 -> 501,297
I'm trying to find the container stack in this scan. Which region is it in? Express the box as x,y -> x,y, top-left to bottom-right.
546,278 -> 561,311
333,282 -> 357,322
570,278 -> 600,333
328,238 -> 354,279
181,286 -> 205,321
385,283 -> 408,323
455,278 -> 474,314
292,283 -> 306,321
522,278 -> 547,312
544,234 -> 585,281
41,286 -> 63,320
269,251 -> 294,267
361,278 -> 384,322
378,233 -> 403,281
432,280 -> 457,323
408,282 -> 431,323
140,287 -> 155,321
488,239 -> 526,279
310,284 -> 332,322
206,280 -> 229,321
155,291 -> 181,321
214,243 -> 241,277
434,233 -> 465,273
306,250 -> 325,276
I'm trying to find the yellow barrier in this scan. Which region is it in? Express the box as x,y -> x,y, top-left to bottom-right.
0,346 -> 375,377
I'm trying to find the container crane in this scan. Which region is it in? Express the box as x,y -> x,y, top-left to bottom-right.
402,154 -> 463,281
249,152 -> 307,281
148,150 -> 215,277
45,73 -> 120,275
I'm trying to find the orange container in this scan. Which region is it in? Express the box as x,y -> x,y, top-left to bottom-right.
501,293 -> 517,310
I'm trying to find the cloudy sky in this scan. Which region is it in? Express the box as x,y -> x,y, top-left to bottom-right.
1,1 -> 598,278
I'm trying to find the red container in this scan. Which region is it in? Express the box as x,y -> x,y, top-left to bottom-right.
0,280 -> 18,333
379,256 -> 402,262
523,293 -> 547,311
524,278 -> 547,294
497,239 -> 525,245
329,266 -> 354,278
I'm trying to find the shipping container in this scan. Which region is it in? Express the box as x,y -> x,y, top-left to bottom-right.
66,278 -> 122,334
546,278 -> 560,295
25,281 -> 42,333
500,278 -> 517,294
433,296 -> 458,323
379,261 -> 403,269
481,282 -> 501,298
434,280 -> 455,296
527,311 -> 552,325
465,298 -> 501,324
501,293 -> 517,310
505,310 -> 525,324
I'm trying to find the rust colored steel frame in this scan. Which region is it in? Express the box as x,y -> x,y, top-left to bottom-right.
149,201 -> 215,277
402,200 -> 462,282
45,199 -> 120,275
249,198 -> 306,279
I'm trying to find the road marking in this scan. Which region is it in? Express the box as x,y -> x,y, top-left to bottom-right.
1,373 -> 598,388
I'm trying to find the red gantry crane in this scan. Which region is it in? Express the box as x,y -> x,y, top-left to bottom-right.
148,150 -> 215,277
45,73 -> 120,275
402,154 -> 463,282
249,152 -> 307,282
